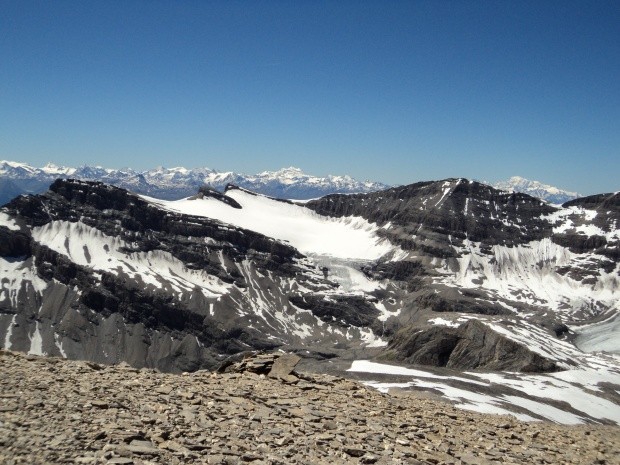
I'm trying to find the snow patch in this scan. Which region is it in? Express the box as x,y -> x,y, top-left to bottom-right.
572,313 -> 620,354
437,238 -> 620,321
428,317 -> 461,328
54,333 -> 67,358
0,211 -> 20,230
3,314 -> 16,349
31,221 -> 231,298
28,322 -> 45,356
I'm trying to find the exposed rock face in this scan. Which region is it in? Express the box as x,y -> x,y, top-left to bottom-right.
559,192 -> 620,260
288,294 -> 381,329
385,320 -> 559,372
2,350 -> 618,465
563,191 -> 620,211
307,177 -> 619,336
305,179 -> 557,248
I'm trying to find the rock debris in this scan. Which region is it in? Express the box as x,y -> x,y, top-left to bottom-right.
1,350 -> 618,465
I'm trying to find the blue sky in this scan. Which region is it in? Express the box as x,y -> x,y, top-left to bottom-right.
1,0 -> 618,194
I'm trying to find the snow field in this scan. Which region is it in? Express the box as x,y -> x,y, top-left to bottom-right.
142,190 -> 395,260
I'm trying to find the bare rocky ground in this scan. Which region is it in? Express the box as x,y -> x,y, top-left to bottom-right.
1,350 -> 618,465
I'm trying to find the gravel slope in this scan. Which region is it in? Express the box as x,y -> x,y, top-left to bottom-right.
1,350 -> 618,465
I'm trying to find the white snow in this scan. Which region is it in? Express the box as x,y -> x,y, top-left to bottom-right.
0,257 -> 48,308
428,317 -> 461,328
434,181 -> 452,207
543,206 -> 619,241
358,328 -> 388,348
54,333 -> 67,358
142,190 -> 395,260
311,256 -> 381,293
3,314 -> 16,349
500,395 -> 584,424
494,176 -> 579,203
470,367 -> 620,424
41,163 -> 76,176
348,360 -> 486,386
31,221 -> 231,298
0,211 -> 20,230
437,238 -> 620,322
572,313 -> 620,354
28,321 -> 45,356
0,160 -> 38,174
349,359 -> 620,425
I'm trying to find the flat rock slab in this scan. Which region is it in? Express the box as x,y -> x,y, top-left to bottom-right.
268,353 -> 301,381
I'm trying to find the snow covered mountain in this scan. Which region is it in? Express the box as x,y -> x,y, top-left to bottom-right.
1,178 -> 619,424
494,176 -> 580,204
0,160 -> 388,205
1,160 -> 590,207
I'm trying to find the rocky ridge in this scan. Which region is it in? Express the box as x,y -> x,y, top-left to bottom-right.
1,350 -> 618,465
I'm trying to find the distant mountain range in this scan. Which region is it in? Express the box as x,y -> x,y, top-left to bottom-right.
0,160 -> 582,206
493,176 -> 580,204
0,161 -> 387,205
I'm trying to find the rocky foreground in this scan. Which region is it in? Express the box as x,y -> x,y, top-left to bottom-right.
1,350 -> 618,465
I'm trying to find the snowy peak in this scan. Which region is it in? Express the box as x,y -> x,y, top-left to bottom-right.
262,166 -> 305,178
41,163 -> 76,176
229,166 -> 385,196
494,176 -> 580,204
1,160 -> 590,206
305,177 -> 559,250
0,160 -> 39,176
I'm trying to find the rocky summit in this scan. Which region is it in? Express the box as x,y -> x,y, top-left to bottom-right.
1,350 -> 618,465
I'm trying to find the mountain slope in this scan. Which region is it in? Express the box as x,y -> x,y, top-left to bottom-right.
0,179 -> 400,372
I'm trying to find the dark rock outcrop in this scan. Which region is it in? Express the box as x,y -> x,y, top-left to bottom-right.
193,185 -> 242,209
289,294 -> 380,328
306,179 -> 557,252
416,292 -> 512,316
0,227 -> 31,257
385,320 -> 559,372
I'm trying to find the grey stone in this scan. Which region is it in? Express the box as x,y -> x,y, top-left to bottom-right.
268,354 -> 301,381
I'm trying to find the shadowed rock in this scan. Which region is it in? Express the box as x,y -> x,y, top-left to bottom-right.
386,320 -> 559,372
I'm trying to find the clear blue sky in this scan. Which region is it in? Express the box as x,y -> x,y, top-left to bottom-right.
1,0 -> 618,194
